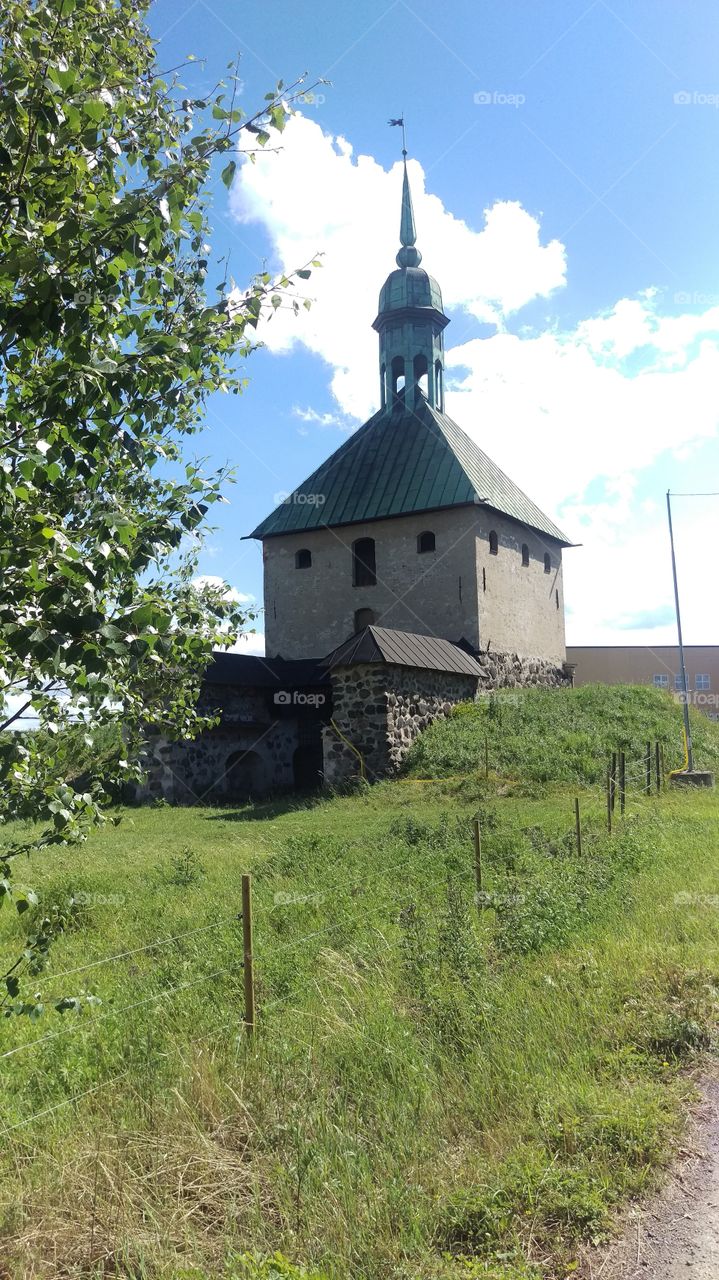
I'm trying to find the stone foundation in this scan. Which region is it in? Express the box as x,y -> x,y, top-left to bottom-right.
135,682 -> 303,804
474,650 -> 569,691
138,651 -> 570,801
323,663 -> 477,785
322,651 -> 569,787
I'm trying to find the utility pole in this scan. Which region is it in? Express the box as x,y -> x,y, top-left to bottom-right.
666,490 -> 694,773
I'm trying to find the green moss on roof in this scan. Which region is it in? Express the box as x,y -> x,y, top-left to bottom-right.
249,399 -> 570,544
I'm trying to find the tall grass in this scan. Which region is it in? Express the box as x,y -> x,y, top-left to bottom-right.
405,684 -> 719,783
0,688 -> 717,1279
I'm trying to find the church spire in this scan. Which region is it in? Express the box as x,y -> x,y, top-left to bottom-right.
397,161 -> 422,268
373,148 -> 449,413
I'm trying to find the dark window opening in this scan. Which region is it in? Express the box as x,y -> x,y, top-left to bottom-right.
489,530 -> 498,556
354,607 -> 375,631
544,552 -> 551,574
295,548 -> 312,569
352,537 -> 376,587
555,589 -> 560,610
434,358 -> 443,410
417,530 -> 435,554
521,543 -> 529,567
482,566 -> 487,592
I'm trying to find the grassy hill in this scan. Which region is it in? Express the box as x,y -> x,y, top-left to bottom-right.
0,687 -> 717,1280
406,684 -> 719,784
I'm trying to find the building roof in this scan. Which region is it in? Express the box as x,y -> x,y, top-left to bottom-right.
249,398 -> 570,544
204,652 -> 329,688
324,625 -> 484,676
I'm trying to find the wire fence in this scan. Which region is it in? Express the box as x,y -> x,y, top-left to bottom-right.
0,735 -> 671,1138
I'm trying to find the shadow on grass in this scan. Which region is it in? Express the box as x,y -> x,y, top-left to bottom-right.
201,789 -> 329,822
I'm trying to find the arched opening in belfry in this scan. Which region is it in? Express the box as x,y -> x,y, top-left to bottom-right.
391,356 -> 405,403
413,353 -> 428,401
434,359 -> 444,411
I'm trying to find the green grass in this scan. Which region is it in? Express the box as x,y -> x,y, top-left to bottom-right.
0,687 -> 717,1279
406,684 -> 719,783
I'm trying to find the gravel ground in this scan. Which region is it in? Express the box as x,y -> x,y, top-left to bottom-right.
580,1073 -> 719,1279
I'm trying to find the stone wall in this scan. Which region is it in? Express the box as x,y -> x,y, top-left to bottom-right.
473,512 -> 566,665
473,649 -> 568,691
322,652 -> 570,787
261,505 -> 567,667
135,682 -> 301,804
262,506 -> 482,659
322,662 -> 478,786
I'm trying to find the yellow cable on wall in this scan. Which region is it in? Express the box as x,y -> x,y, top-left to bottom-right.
329,718 -> 367,780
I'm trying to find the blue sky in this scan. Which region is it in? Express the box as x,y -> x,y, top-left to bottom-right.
148,0 -> 719,651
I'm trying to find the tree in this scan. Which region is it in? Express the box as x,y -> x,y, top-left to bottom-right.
0,0 -> 318,1014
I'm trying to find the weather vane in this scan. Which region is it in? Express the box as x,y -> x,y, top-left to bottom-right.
388,115 -> 407,157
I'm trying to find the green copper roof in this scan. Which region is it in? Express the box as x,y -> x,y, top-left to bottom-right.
377,265 -> 443,314
376,162 -> 443,315
397,161 -> 421,269
248,399 -> 570,544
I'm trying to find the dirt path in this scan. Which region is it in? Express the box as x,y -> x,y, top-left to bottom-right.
580,1074 -> 719,1279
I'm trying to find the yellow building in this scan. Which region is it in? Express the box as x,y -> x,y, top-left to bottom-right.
566,645 -> 719,720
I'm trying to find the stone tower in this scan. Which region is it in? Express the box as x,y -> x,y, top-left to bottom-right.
250,161 -> 571,664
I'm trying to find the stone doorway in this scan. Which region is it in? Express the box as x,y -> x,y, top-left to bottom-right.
224,748 -> 263,801
293,724 -> 324,790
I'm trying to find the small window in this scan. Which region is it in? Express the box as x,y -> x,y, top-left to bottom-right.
352,537 -> 376,587
674,673 -> 685,691
295,548 -> 312,569
544,552 -> 551,574
489,530 -> 498,556
696,673 -> 711,691
417,530 -> 435,554
521,543 -> 529,567
482,566 -> 486,593
354,608 -> 375,632
653,674 -> 669,689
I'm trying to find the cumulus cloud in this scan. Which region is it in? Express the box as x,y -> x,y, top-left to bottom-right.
229,116 -> 719,645
191,576 -> 264,653
226,629 -> 265,656
191,574 -> 255,606
231,114 -> 566,421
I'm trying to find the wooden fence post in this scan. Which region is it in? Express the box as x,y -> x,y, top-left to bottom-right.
473,814 -> 483,910
606,763 -> 612,834
645,742 -> 652,796
620,750 -> 626,816
241,873 -> 255,1035
574,797 -> 582,857
655,741 -> 661,794
610,751 -> 617,814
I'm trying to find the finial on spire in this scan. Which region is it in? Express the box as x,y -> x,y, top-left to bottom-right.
388,115 -> 407,157
388,116 -> 421,267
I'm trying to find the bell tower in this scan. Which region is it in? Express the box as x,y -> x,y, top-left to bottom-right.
372,159 -> 450,412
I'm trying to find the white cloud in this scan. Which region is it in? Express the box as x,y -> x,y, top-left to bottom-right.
231,114 -> 566,422
229,117 -> 719,645
192,576 -> 264,653
292,405 -> 348,430
191,574 -> 254,606
226,629 -> 266,656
